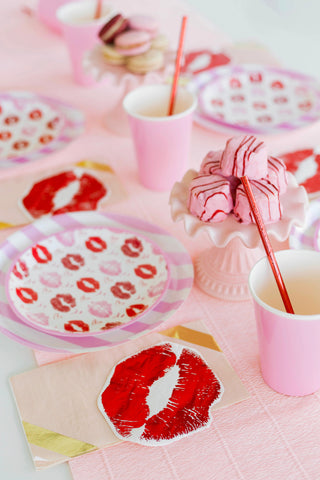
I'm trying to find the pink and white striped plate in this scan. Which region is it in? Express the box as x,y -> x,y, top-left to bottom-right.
0,91 -> 84,169
188,64 -> 320,134
0,212 -> 193,352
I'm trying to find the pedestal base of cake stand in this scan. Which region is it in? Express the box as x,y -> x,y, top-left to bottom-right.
194,237 -> 265,301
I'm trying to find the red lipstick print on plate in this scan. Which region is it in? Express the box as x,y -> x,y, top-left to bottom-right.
51,294 -> 76,312
121,237 -> 143,257
6,227 -> 169,335
22,170 -> 107,220
98,342 -> 224,446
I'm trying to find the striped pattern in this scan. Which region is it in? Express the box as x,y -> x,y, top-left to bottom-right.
0,91 -> 84,169
0,212 -> 193,353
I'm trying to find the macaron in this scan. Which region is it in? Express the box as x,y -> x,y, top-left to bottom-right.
128,14 -> 158,38
115,30 -> 151,56
151,34 -> 169,51
126,49 -> 164,74
98,14 -> 129,44
101,44 -> 127,66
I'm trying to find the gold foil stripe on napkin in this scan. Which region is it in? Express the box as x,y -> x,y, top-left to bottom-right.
76,160 -> 114,173
22,421 -> 97,458
0,222 -> 14,229
160,325 -> 221,352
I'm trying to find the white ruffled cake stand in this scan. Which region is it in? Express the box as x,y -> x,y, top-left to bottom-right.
169,170 -> 308,301
83,46 -> 174,136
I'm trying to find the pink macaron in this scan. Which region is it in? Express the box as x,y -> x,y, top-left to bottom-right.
128,14 -> 158,38
115,30 -> 151,56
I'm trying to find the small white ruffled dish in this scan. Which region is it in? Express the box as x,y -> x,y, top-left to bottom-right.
169,170 -> 308,301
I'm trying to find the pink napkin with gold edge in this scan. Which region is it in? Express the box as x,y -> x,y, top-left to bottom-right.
0,160 -> 126,229
10,320 -> 249,470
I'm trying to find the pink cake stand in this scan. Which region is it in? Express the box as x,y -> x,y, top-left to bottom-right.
83,45 -> 174,136
169,170 -> 308,301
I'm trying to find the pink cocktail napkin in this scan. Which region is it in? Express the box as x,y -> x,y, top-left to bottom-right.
10,320 -> 249,470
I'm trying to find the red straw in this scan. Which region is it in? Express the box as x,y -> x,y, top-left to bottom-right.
167,16 -> 188,116
94,0 -> 103,19
240,176 -> 295,314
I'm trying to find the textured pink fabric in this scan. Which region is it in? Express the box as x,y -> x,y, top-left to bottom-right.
2,1 -> 320,479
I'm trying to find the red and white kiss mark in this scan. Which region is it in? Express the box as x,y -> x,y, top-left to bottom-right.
22,170 -> 107,219
181,50 -> 230,76
280,148 -> 320,196
98,342 -> 223,446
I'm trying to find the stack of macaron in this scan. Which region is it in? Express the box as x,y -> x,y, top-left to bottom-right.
188,135 -> 288,225
98,13 -> 169,74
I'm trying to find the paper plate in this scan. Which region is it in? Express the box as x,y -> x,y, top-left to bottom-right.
289,198 -> 320,251
0,212 -> 193,352
0,91 -> 84,169
188,64 -> 320,134
6,227 -> 170,335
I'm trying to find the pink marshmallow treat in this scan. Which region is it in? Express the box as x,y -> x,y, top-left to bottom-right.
220,135 -> 268,179
234,178 -> 282,224
267,156 -> 288,194
188,174 -> 233,222
200,150 -> 223,175
128,15 -> 158,38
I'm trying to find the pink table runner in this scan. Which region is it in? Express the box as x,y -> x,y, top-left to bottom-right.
1,0 -> 320,479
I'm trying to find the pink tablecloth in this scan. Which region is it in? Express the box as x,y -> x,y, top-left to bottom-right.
1,1 -> 320,479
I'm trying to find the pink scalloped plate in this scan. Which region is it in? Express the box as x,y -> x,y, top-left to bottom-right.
0,91 -> 84,169
188,64 -> 320,134
6,226 -> 170,336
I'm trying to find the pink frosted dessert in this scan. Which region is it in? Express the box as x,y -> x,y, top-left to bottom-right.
234,178 -> 282,224
267,156 -> 288,194
200,150 -> 223,175
220,135 -> 268,179
188,174 -> 233,222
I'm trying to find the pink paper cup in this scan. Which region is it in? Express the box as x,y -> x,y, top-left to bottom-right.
123,84 -> 197,192
56,0 -> 114,86
249,249 -> 320,396
38,0 -> 71,33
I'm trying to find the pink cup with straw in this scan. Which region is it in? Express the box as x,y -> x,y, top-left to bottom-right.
56,0 -> 114,86
123,84 -> 197,191
249,249 -> 320,396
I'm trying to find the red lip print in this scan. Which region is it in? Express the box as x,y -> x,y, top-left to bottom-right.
4,115 -> 19,125
249,72 -> 263,83
126,304 -> 148,318
29,109 -> 42,120
180,50 -> 230,75
121,237 -> 143,257
253,102 -> 267,110
211,99 -> 224,107
39,134 -> 53,145
85,236 -> 107,252
280,148 -> 320,195
51,294 -> 76,312
64,320 -> 89,333
12,260 -> 29,279
16,287 -> 38,304
298,100 -> 312,112
77,277 -> 100,293
231,94 -> 245,102
99,343 -> 223,445
13,140 -> 29,150
271,80 -> 284,90
0,131 -> 12,140
47,117 -> 60,129
230,77 -> 242,89
257,115 -> 272,123
273,96 -> 288,104
22,170 -> 107,219
110,281 -> 136,299
32,244 -> 52,264
61,254 -> 85,270
134,264 -> 157,279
